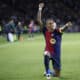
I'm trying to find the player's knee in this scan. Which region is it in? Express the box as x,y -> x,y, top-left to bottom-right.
44,51 -> 50,57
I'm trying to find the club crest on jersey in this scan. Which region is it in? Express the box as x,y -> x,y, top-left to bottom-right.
50,38 -> 56,44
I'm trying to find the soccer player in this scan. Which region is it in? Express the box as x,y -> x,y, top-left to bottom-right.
28,20 -> 34,38
37,3 -> 72,79
16,21 -> 23,41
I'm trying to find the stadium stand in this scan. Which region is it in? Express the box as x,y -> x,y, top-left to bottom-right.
0,0 -> 80,32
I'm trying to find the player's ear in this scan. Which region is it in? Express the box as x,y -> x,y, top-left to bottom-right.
53,22 -> 57,29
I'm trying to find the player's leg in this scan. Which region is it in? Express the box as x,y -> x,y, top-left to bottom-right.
44,51 -> 51,79
17,33 -> 20,40
44,55 -> 50,74
52,56 -> 61,77
6,33 -> 9,41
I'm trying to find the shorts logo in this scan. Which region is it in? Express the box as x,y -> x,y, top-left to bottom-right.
50,38 -> 56,44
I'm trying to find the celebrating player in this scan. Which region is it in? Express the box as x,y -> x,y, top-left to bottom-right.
37,3 -> 72,79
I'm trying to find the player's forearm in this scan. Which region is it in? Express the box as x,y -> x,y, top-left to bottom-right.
60,22 -> 72,31
60,24 -> 67,31
37,8 -> 43,26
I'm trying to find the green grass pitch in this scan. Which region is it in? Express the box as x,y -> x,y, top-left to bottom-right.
0,33 -> 80,80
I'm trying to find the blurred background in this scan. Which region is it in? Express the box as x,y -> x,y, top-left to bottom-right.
0,0 -> 80,35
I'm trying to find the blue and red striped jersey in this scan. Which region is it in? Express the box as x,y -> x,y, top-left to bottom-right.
42,27 -> 62,55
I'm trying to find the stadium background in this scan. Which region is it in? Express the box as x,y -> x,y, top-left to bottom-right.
0,0 -> 80,32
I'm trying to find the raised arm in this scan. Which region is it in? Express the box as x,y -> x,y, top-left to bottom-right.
37,3 -> 44,27
59,21 -> 72,31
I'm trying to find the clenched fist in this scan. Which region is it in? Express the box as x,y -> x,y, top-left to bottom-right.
65,22 -> 72,27
39,3 -> 44,9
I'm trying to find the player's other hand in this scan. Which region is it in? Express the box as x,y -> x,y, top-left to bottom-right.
65,21 -> 72,27
39,3 -> 44,9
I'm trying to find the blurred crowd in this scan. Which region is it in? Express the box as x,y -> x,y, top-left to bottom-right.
0,0 -> 80,42
0,17 -> 40,42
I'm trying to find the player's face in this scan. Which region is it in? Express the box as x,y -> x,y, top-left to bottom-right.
46,19 -> 55,32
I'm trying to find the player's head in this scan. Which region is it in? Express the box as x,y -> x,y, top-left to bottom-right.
46,18 -> 56,31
